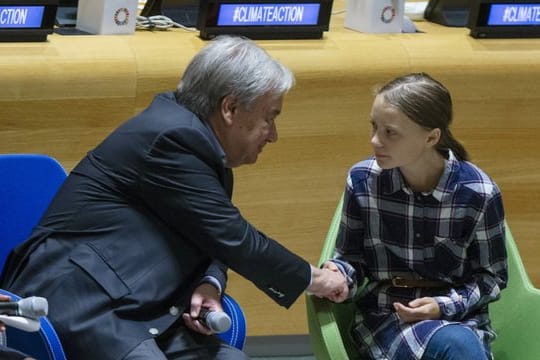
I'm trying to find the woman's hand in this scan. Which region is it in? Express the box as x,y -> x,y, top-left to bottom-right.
393,297 -> 441,323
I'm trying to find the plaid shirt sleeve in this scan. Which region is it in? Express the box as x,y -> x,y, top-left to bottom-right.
330,175 -> 366,299
434,184 -> 507,320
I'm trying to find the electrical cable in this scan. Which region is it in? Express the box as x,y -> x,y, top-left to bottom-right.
136,15 -> 197,31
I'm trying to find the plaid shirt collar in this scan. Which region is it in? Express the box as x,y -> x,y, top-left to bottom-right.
380,150 -> 460,203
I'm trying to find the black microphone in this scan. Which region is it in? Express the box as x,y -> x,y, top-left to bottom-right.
199,308 -> 231,333
0,296 -> 48,319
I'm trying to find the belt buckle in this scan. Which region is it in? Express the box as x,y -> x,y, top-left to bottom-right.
391,277 -> 411,288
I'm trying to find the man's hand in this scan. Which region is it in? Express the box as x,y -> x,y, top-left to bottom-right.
321,261 -> 350,303
393,297 -> 441,323
307,265 -> 349,303
182,283 -> 223,335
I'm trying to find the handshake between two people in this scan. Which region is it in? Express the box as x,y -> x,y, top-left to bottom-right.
307,262 -> 349,303
308,262 -> 442,323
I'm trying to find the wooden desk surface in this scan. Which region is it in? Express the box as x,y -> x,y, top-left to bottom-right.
1,6 -> 540,336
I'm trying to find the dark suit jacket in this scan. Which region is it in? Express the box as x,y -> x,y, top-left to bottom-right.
1,92 -> 311,360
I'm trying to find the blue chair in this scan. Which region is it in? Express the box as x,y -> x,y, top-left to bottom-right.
0,154 -> 67,270
0,153 -> 247,357
220,293 -> 247,350
0,153 -> 68,360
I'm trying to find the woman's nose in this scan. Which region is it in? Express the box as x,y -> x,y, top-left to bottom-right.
370,132 -> 381,148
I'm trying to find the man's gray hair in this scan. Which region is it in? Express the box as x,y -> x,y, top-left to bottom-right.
176,36 -> 295,120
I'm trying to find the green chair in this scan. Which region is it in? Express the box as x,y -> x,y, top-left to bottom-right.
306,195 -> 540,360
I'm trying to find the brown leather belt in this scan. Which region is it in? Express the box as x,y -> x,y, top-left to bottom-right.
384,277 -> 450,288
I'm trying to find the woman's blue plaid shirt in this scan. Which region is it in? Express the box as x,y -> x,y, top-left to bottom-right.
331,151 -> 507,359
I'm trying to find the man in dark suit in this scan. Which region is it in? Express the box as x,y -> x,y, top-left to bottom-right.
0,36 -> 347,359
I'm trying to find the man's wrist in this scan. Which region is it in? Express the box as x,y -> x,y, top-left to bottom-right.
200,276 -> 222,296
307,265 -> 325,294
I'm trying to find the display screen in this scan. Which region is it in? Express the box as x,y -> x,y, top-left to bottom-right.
487,3 -> 540,25
217,3 -> 320,26
198,0 -> 333,40
0,6 -> 45,28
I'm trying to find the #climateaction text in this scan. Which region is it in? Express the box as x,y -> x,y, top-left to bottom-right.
488,4 -> 540,25
1,7 -> 30,25
218,4 -> 320,26
233,5 -> 305,23
0,6 -> 44,28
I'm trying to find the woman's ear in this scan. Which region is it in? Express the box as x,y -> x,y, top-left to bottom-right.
220,95 -> 237,126
427,128 -> 441,146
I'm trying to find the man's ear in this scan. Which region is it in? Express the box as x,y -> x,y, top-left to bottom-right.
427,128 -> 441,146
221,95 -> 237,126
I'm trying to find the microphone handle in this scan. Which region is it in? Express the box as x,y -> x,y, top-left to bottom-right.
199,308 -> 231,333
0,302 -> 19,316
0,297 -> 48,318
